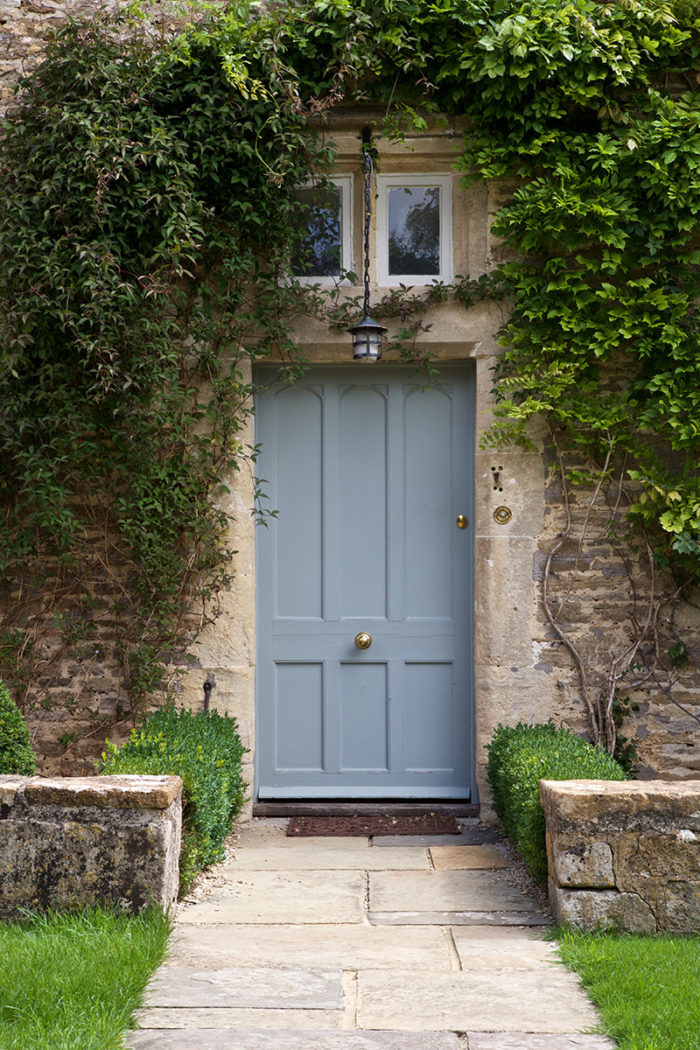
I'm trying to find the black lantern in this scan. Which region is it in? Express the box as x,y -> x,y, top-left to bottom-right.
349,129 -> 386,361
350,313 -> 386,361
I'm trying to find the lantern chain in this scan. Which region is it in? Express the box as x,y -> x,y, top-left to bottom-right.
362,143 -> 373,318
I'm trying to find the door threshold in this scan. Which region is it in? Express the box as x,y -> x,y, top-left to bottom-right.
253,800 -> 479,818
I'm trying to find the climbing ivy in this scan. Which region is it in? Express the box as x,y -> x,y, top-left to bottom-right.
1,0 -> 699,738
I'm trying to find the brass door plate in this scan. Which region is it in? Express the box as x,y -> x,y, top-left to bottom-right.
493,506 -> 512,525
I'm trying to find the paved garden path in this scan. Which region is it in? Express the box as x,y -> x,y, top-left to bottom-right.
127,819 -> 616,1050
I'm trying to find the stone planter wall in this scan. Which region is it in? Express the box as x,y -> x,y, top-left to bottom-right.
541,778 -> 700,933
0,774 -> 182,918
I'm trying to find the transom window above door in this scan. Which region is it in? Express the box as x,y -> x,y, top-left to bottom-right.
290,175 -> 353,283
377,175 -> 452,286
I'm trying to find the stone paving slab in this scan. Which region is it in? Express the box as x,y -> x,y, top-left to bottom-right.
127,1030 -> 461,1049
372,830 -> 500,847
356,971 -> 601,1033
135,1008 -> 343,1030
370,870 -> 541,913
466,1035 -> 616,1049
429,845 -> 509,870
451,926 -> 559,970
145,966 -> 342,1009
370,911 -> 551,926
178,871 -> 365,924
224,845 -> 430,870
166,922 -> 453,970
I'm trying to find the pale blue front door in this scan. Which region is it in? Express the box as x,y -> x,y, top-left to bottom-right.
255,365 -> 474,799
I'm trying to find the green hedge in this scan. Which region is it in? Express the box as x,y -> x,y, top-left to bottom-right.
0,679 -> 35,775
100,706 -> 247,894
486,722 -> 628,884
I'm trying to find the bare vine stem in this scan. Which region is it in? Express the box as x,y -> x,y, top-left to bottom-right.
542,427 -> 692,758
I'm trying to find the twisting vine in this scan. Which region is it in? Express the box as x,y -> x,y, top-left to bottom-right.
542,427 -> 693,763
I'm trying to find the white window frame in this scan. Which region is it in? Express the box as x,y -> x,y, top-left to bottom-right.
376,174 -> 453,287
292,175 -> 354,285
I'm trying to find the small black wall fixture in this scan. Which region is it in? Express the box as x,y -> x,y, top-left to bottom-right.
203,678 -> 212,712
348,127 -> 386,361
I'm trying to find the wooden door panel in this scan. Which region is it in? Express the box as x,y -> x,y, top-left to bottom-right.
256,365 -> 474,799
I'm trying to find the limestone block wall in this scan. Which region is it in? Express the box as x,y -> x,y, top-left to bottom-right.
0,0 -> 120,114
541,779 -> 700,933
0,774 -> 182,917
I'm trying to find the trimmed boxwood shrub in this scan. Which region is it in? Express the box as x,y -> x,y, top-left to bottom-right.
0,679 -> 35,775
486,721 -> 628,885
100,706 -> 247,894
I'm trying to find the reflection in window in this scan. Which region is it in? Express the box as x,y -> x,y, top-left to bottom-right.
291,184 -> 342,277
388,186 -> 440,276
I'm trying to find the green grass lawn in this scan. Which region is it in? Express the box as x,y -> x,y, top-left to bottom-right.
557,928 -> 700,1050
0,906 -> 171,1050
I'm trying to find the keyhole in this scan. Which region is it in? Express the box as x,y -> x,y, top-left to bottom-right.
490,465 -> 504,492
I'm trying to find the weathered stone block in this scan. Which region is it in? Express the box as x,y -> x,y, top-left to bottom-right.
0,774 -> 181,917
552,842 -> 614,889
550,886 -> 656,933
542,779 -> 700,933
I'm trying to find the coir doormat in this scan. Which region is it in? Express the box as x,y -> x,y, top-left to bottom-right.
287,813 -> 460,836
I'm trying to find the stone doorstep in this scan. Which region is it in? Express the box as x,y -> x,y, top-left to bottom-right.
234,828 -> 371,848
372,831 -> 501,847
223,845 -> 431,870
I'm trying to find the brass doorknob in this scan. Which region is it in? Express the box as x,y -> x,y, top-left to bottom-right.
354,632 -> 372,650
456,514 -> 467,529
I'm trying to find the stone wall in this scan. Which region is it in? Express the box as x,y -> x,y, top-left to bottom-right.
1,0 -> 118,115
531,461 -> 700,783
541,779 -> 700,933
1,0 -> 700,807
0,774 -> 182,917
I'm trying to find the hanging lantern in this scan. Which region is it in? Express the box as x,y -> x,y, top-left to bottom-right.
348,129 -> 386,361
350,313 -> 386,361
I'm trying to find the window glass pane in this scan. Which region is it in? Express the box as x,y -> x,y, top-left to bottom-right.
388,186 -> 440,276
291,185 -> 342,277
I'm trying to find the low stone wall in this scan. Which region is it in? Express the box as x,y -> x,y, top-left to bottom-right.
0,774 -> 182,918
541,779 -> 700,933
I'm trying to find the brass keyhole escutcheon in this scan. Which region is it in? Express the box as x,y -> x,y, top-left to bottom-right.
456,514 -> 467,529
355,632 -> 372,650
494,505 -> 512,525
